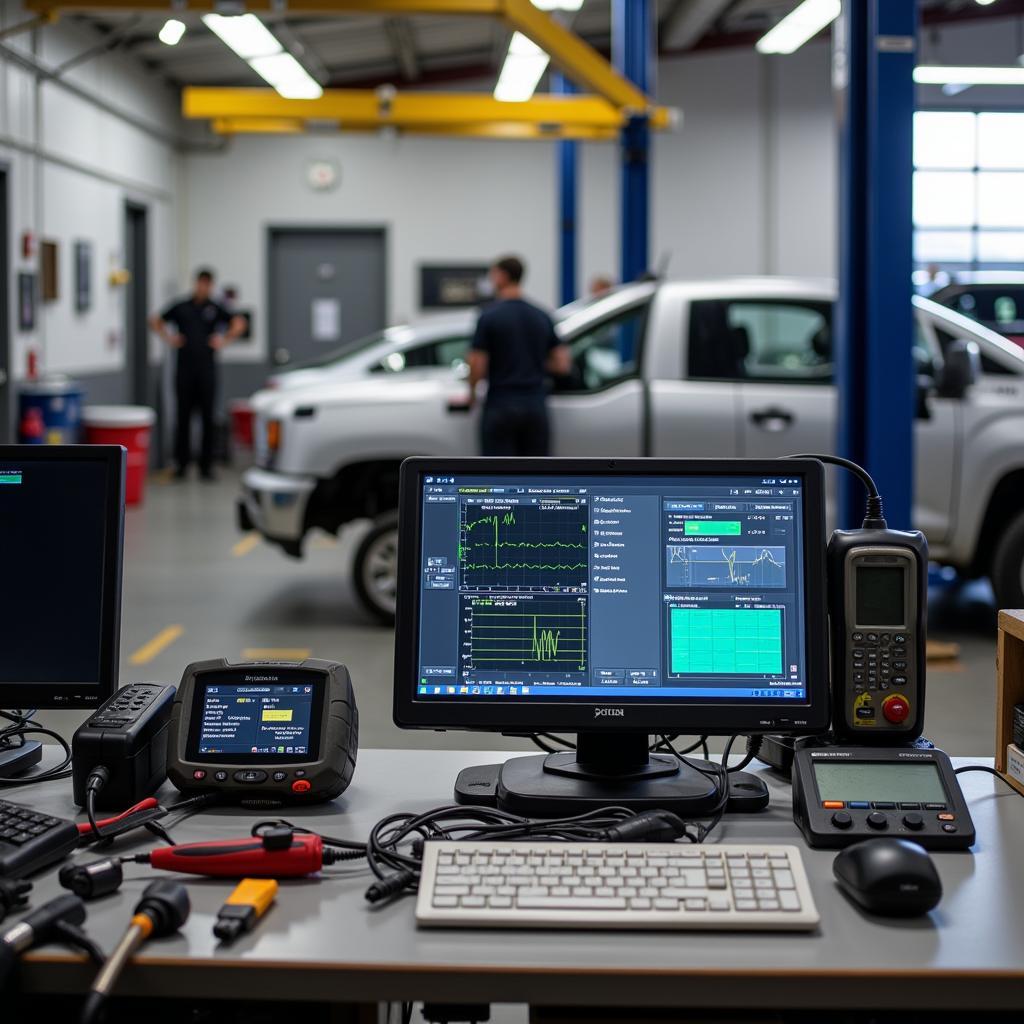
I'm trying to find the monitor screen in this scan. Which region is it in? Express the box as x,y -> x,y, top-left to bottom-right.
186,677 -> 324,763
396,459 -> 828,734
0,447 -> 123,707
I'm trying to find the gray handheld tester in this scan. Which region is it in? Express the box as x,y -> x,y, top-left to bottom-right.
827,527 -> 928,743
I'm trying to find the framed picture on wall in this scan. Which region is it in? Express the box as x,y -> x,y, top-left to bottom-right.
419,264 -> 490,309
41,240 -> 59,302
18,272 -> 36,331
74,241 -> 92,312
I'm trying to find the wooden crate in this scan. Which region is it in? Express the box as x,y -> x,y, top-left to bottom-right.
995,609 -> 1024,796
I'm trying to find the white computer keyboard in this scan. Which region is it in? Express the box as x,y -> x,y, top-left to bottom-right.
416,841 -> 820,931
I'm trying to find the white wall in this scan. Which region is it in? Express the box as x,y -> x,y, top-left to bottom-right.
0,1 -> 181,386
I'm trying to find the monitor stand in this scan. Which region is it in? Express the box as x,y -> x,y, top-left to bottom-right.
0,740 -> 43,778
456,732 -> 722,818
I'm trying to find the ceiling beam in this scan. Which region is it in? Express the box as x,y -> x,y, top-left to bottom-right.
210,116 -> 619,140
384,17 -> 421,81
183,87 -> 675,131
660,0 -> 733,53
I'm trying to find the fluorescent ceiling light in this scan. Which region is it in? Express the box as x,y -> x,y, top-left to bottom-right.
756,0 -> 841,55
914,65 -> 1024,85
495,32 -> 549,102
975,0 -> 998,6
202,13 -> 282,60
250,53 -> 323,99
158,18 -> 185,46
202,13 -> 322,100
532,0 -> 584,9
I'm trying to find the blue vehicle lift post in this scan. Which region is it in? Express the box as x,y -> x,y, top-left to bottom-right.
835,0 -> 917,529
553,71 -> 578,307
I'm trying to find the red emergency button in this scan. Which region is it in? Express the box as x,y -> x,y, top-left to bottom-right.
882,694 -> 910,724
291,779 -> 311,793
193,769 -> 207,780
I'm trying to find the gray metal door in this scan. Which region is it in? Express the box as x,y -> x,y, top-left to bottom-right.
267,228 -> 386,369
0,168 -> 9,442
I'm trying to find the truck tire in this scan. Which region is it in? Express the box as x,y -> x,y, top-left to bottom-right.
353,511 -> 399,624
992,510 -> 1024,610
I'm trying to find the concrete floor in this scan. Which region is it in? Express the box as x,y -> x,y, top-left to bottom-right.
44,468 -> 1002,758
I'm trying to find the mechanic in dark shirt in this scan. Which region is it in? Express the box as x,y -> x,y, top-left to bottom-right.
467,256 -> 571,456
149,268 -> 245,480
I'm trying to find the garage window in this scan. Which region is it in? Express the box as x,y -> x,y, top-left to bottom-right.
914,111 -> 1024,270
371,336 -> 470,373
688,299 -> 832,384
558,304 -> 647,392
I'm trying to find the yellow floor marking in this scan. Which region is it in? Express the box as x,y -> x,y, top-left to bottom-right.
130,625 -> 184,666
232,533 -> 260,557
242,647 -> 312,661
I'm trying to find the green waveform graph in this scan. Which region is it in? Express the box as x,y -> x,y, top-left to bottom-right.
468,597 -> 587,672
459,503 -> 589,592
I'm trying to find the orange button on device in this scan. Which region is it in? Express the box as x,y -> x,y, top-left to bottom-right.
291,779 -> 312,793
822,801 -> 845,809
937,812 -> 955,822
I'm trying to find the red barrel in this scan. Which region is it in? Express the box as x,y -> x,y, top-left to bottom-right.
229,398 -> 254,449
83,405 -> 156,505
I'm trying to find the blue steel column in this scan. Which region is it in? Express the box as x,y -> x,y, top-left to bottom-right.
613,0 -> 654,322
835,0 -> 917,529
553,71 -> 578,306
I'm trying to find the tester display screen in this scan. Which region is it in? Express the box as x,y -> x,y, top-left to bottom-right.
415,471 -> 811,703
855,566 -> 905,626
190,680 -> 322,762
813,762 -> 947,805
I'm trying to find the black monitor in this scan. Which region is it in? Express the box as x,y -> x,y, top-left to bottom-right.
394,457 -> 829,815
0,445 -> 125,710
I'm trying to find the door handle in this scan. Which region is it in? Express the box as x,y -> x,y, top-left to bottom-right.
749,406 -> 794,431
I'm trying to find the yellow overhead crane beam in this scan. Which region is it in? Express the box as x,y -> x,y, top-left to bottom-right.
185,88 -> 674,138
26,0 -> 654,113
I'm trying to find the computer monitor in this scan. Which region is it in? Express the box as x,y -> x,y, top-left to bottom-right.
0,445 -> 125,710
394,457 -> 829,815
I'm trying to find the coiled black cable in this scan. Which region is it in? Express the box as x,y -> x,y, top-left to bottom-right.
0,709 -> 72,786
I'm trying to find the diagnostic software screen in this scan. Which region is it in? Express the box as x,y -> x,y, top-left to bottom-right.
415,471 -> 809,703
195,683 -> 316,757
0,458 -> 109,687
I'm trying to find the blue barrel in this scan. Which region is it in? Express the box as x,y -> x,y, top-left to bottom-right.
18,377 -> 85,445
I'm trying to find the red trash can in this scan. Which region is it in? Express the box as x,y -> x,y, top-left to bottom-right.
83,405 -> 156,506
229,398 -> 254,449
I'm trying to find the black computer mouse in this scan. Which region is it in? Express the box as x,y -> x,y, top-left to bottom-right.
832,839 -> 942,917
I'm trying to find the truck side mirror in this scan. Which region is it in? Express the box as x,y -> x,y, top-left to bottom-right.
937,339 -> 981,400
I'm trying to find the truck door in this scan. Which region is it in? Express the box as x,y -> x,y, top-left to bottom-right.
720,298 -> 838,461
547,303 -> 648,456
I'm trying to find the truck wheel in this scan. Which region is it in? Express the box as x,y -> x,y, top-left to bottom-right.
353,512 -> 399,624
992,510 -> 1024,609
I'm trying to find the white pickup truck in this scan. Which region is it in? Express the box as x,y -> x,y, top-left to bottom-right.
239,277 -> 1024,622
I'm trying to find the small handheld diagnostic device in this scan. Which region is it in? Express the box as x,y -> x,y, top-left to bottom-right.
792,746 -> 974,850
166,659 -> 358,805
827,527 -> 928,743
